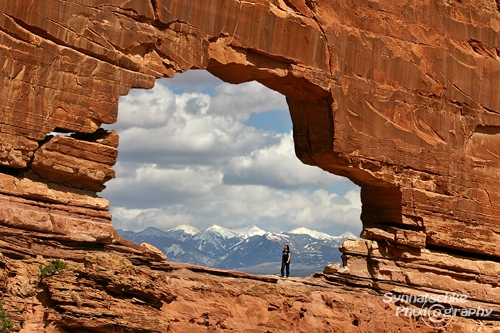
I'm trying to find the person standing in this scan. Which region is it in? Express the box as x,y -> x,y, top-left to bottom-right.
281,245 -> 290,277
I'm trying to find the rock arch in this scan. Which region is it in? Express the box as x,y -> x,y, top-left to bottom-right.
1,0 -> 500,303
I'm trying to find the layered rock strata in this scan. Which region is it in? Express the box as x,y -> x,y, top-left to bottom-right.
0,0 -> 500,329
2,253 -> 500,332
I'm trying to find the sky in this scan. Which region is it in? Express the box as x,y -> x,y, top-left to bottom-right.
101,70 -> 362,236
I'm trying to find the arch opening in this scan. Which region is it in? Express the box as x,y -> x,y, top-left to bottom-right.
103,70 -> 362,276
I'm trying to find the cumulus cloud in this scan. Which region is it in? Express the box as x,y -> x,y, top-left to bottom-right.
102,71 -> 362,236
115,86 -> 279,166
209,81 -> 288,121
109,188 -> 361,235
223,131 -> 346,189
113,84 -> 176,130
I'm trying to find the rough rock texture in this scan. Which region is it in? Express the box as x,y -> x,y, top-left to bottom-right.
1,253 -> 499,332
1,0 -> 500,331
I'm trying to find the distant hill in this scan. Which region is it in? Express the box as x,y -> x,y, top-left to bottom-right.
116,225 -> 357,277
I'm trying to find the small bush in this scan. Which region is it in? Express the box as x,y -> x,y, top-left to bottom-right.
39,259 -> 66,279
0,301 -> 13,333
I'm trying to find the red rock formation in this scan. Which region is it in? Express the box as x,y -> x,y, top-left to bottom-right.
0,0 -> 500,330
1,253 -> 498,332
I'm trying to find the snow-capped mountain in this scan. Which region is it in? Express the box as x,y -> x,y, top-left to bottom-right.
192,225 -> 241,256
231,225 -> 266,239
117,226 -> 168,243
116,224 -> 357,276
193,224 -> 240,240
288,227 -> 338,240
165,225 -> 199,241
339,231 -> 357,240
169,224 -> 199,235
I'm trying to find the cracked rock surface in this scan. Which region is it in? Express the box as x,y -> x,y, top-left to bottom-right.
2,253 -> 499,332
0,0 -> 500,330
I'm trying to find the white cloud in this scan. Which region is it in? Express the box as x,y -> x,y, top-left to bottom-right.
224,131 -> 346,189
112,207 -> 197,231
114,83 -> 176,130
209,81 -> 288,121
109,188 -> 361,235
113,84 -> 279,166
103,163 -> 223,209
162,70 -> 224,92
102,72 -> 361,236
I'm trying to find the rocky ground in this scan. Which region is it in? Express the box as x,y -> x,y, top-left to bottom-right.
1,252 -> 499,333
1,1 -> 500,331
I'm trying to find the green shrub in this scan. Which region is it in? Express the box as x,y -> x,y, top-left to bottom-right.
39,259 -> 66,279
0,301 -> 13,333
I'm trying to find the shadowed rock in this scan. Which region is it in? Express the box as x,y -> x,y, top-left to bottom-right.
0,0 -> 499,330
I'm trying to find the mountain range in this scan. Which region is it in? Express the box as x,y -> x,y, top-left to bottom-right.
116,225 -> 357,277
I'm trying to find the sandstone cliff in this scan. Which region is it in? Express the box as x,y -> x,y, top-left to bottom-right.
2,253 -> 499,332
0,0 -> 500,331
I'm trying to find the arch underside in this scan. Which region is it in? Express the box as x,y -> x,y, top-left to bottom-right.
0,0 -> 500,303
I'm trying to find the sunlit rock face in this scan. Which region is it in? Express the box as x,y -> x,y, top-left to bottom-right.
0,0 -> 500,322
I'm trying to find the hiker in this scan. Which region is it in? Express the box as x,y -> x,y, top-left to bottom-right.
281,245 -> 290,277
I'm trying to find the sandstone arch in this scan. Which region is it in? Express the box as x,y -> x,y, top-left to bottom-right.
1,0 -> 500,304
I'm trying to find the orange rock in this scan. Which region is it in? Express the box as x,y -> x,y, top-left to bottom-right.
1,254 -> 496,333
0,0 -> 499,330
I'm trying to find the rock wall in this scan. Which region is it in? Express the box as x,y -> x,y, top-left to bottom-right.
1,0 -> 500,329
1,253 -> 499,332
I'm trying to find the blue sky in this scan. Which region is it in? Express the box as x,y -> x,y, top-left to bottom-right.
102,70 -> 362,236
